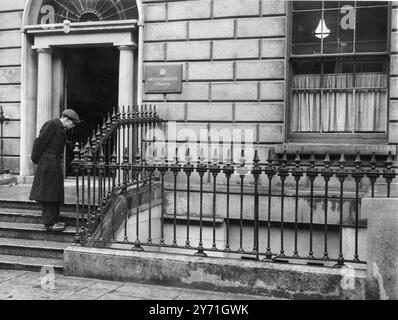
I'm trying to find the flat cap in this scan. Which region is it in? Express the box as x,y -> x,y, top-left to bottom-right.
62,109 -> 81,123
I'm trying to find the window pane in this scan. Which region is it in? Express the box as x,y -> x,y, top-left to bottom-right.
291,75 -> 321,132
292,11 -> 322,55
291,60 -> 321,132
292,60 -> 322,74
323,60 -> 338,74
293,1 -> 322,10
323,10 -> 339,53
321,73 -> 354,132
341,62 -> 354,73
38,0 -> 139,24
339,1 -> 355,7
355,7 -> 388,52
356,1 -> 388,7
355,73 -> 387,132
324,1 -> 339,9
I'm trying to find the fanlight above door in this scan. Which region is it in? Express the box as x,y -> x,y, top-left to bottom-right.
38,0 -> 139,24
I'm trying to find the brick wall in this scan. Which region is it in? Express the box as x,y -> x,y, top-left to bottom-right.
142,0 -> 287,161
0,0 -> 26,173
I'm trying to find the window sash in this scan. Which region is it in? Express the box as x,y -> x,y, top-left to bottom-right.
290,72 -> 388,134
291,1 -> 390,56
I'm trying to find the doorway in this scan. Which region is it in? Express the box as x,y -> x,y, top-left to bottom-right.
64,46 -> 119,176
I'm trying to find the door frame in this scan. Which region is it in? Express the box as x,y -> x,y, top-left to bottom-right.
20,20 -> 139,177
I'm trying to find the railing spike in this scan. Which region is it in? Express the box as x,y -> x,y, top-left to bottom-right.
282,150 -> 288,161
339,153 -> 346,165
386,151 -> 393,166
174,147 -> 179,163
324,152 -> 331,165
370,152 -> 377,166
294,151 -> 301,163
267,149 -> 273,164
309,152 -> 315,164
239,149 -> 245,165
253,149 -> 260,164
73,142 -> 80,153
354,151 -> 361,165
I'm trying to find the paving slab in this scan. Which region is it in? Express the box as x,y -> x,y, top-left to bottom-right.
74,281 -> 124,297
98,293 -> 147,300
0,270 -> 268,300
113,283 -> 183,300
0,270 -> 26,283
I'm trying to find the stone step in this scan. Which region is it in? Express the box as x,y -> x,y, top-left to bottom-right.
0,237 -> 69,259
0,221 -> 76,242
0,254 -> 63,274
0,199 -> 76,212
0,208 -> 84,226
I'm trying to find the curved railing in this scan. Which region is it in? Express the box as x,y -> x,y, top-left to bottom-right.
71,104 -> 163,244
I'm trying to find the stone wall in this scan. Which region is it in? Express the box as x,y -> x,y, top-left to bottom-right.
142,0 -> 287,161
0,0 -> 26,173
0,0 -> 398,173
390,3 -> 398,143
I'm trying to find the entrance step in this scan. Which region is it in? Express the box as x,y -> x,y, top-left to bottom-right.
0,221 -> 76,242
0,200 -> 75,212
0,254 -> 63,274
0,208 -> 82,226
0,202 -> 76,273
0,237 -> 69,259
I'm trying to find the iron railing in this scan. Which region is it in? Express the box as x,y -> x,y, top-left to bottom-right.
71,104 -> 162,241
72,113 -> 397,266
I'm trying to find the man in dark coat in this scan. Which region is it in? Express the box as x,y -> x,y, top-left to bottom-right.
29,109 -> 80,231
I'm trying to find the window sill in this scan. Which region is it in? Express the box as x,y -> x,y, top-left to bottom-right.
273,143 -> 396,156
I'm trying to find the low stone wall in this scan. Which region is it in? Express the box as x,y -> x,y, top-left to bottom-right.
365,198 -> 398,300
64,246 -> 366,300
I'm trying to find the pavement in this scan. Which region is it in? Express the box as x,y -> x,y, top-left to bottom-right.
0,269 -> 267,300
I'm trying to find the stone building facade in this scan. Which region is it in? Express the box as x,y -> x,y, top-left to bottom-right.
0,0 -> 397,174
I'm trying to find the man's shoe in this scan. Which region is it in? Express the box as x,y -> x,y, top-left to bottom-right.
45,222 -> 65,232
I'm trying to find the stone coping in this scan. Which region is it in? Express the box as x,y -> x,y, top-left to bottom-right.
274,143 -> 397,156
64,246 -> 366,300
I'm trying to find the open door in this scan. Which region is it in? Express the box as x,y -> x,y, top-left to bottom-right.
63,46 -> 119,177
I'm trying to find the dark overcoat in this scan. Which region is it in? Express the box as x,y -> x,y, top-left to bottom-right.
29,119 -> 66,204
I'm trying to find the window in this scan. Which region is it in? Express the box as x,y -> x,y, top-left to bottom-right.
289,1 -> 390,140
38,0 -> 138,24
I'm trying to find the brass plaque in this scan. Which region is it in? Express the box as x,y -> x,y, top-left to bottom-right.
145,64 -> 183,94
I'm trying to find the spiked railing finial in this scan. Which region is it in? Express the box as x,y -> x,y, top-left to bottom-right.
253,149 -> 260,165
354,151 -> 361,167
185,148 -> 192,163
324,152 -> 331,167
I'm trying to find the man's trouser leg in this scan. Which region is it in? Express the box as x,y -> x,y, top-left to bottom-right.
41,202 -> 60,226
